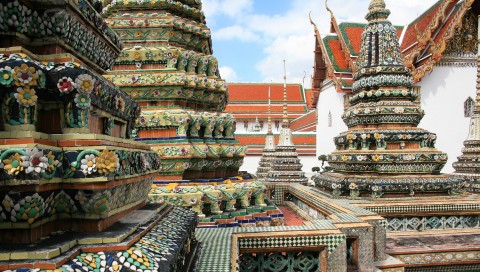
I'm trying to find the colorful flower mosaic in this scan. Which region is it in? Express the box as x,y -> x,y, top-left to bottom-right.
57,77 -> 76,93
76,74 -> 96,94
80,154 -> 97,175
13,64 -> 38,87
14,87 -> 37,107
0,66 -> 13,85
96,149 -> 118,175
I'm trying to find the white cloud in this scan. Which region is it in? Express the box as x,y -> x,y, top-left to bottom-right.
203,0 -> 439,86
213,25 -> 260,42
202,0 -> 253,19
256,35 -> 313,85
219,66 -> 239,82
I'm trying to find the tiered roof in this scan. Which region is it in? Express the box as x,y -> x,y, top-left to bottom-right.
312,0 -> 477,92
236,134 -> 316,155
225,83 -> 310,120
290,110 -> 317,132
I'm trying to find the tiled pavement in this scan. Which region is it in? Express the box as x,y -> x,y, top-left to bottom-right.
277,205 -> 304,226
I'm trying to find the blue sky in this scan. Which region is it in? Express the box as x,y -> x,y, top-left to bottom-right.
202,0 -> 439,86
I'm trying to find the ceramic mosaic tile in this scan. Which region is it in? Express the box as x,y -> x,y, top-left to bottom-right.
238,234 -> 345,253
196,228 -> 234,272
365,203 -> 480,214
405,264 -> 480,272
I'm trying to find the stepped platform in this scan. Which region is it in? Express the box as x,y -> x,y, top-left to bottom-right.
386,231 -> 480,270
0,204 -> 198,271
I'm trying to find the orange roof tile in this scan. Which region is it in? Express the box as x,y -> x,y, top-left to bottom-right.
229,115 -> 304,121
305,90 -> 315,109
336,22 -> 404,58
338,22 -> 366,56
235,134 -> 317,146
225,105 -> 307,113
433,3 -> 460,45
400,0 -> 443,51
290,111 -> 317,132
228,83 -> 305,103
324,36 -> 349,72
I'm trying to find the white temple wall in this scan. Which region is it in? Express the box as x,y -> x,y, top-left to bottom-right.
316,82 -> 348,157
417,65 -> 477,173
235,120 -> 281,133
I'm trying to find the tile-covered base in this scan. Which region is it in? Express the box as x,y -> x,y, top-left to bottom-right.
0,205 -> 199,271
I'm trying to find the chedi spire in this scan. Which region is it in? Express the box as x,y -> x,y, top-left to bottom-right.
353,0 -> 412,93
312,0 -> 459,198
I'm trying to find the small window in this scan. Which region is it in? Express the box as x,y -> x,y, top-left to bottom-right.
328,111 -> 332,127
465,97 -> 475,117
346,237 -> 359,270
275,120 -> 280,130
244,120 -> 249,130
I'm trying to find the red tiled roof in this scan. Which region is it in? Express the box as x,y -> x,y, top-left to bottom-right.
304,89 -> 315,109
338,22 -> 366,56
226,83 -> 310,121
227,83 -> 305,103
290,111 -> 317,132
433,3 -> 461,45
344,27 -> 364,55
334,22 -> 404,58
400,0 -> 443,51
235,134 -> 317,146
225,105 -> 307,113
229,115 -> 304,121
402,0 -> 472,82
324,36 -> 350,72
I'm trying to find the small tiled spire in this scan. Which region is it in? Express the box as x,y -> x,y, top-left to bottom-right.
453,19 -> 480,190
365,0 -> 391,22
353,0 -> 411,92
282,60 -> 289,128
475,34 -> 480,115
465,16 -> 480,140
267,81 -> 273,135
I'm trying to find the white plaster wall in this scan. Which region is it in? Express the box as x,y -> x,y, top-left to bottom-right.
417,66 -> 477,173
316,83 -> 348,157
236,121 -> 281,133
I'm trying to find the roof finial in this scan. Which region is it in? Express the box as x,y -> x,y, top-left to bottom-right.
309,11 -> 320,32
268,81 -> 273,134
309,11 -> 315,26
325,0 -> 334,18
282,60 -> 289,128
302,71 -> 306,89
